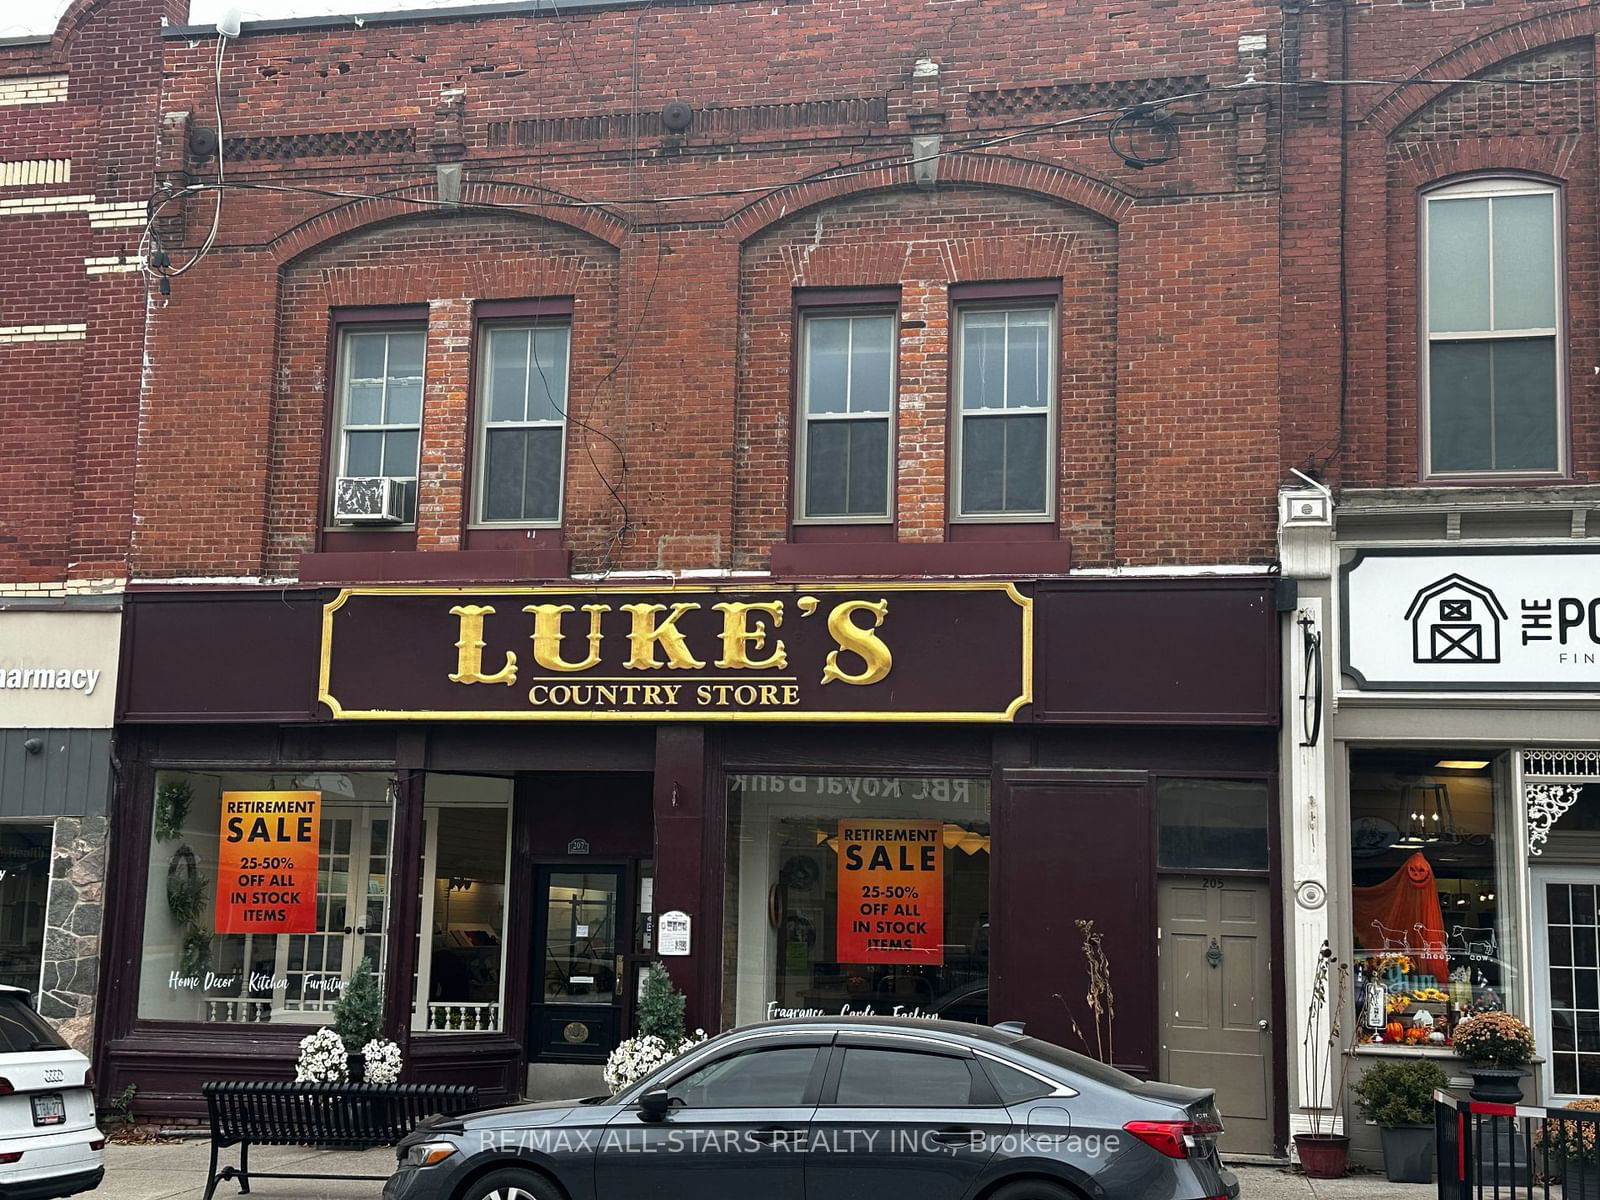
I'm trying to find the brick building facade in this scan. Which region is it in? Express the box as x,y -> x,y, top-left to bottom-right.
1275,0 -> 1600,1169
0,0 -> 175,1053
83,0 -> 1301,1135
26,0 -> 1600,1156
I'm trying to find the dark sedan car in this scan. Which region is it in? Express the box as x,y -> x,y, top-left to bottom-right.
384,1017 -> 1239,1200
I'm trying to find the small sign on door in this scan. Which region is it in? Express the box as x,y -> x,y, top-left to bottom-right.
659,910 -> 692,956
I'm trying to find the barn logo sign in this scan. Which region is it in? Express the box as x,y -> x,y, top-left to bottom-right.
1344,548 -> 1600,691
319,582 -> 1032,722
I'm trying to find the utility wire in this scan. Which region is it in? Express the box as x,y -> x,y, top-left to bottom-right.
142,31 -> 232,288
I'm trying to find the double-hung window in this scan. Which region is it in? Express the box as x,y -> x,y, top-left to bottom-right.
1423,179 -> 1562,476
334,326 -> 425,523
475,320 -> 570,526
797,310 -> 895,522
953,304 -> 1054,518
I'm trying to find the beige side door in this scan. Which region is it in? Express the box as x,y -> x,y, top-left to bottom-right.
1158,876 -> 1274,1157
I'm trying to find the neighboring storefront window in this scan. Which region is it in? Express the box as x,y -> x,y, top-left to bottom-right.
723,773 -> 990,1028
0,826 -> 51,996
1349,752 -> 1515,1047
412,774 -> 511,1034
138,770 -> 396,1024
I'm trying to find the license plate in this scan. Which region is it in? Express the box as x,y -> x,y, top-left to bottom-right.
31,1093 -> 64,1127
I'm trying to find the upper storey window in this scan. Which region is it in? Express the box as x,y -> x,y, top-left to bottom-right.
474,320 -> 570,526
332,326 -> 425,524
1423,179 -> 1562,477
953,304 -> 1054,519
796,310 -> 896,523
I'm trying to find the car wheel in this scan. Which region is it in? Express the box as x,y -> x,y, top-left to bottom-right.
988,1180 -> 1083,1200
458,1167 -> 563,1200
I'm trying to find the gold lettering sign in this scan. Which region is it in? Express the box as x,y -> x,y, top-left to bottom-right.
319,583 -> 1032,723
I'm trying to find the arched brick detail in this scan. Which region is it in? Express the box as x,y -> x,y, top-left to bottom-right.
269,180 -> 629,268
735,185 -> 1119,562
1364,8 -> 1596,138
41,0 -> 185,63
727,153 -> 1132,245
1388,139 -> 1582,192
296,239 -> 597,309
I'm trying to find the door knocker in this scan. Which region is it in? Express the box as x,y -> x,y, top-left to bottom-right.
1205,938 -> 1223,969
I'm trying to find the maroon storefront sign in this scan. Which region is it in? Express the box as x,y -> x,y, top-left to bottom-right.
317,582 -> 1032,722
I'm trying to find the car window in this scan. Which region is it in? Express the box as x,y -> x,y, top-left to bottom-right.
833,1048 -> 973,1106
982,1059 -> 1055,1104
0,996 -> 66,1054
668,1046 -> 819,1108
1015,1036 -> 1141,1090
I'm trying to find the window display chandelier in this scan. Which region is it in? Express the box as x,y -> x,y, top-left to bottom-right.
1397,780 -> 1457,843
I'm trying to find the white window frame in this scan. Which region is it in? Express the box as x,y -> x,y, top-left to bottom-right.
1530,866 -> 1600,1103
412,795 -> 513,1035
794,309 -> 897,525
1420,177 -> 1565,479
471,319 -> 571,529
328,324 -> 427,529
951,302 -> 1058,522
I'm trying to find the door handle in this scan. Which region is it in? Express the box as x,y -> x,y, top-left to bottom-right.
343,926 -> 352,935
1258,1018 -> 1270,1032
929,1127 -> 980,1146
356,927 -> 366,936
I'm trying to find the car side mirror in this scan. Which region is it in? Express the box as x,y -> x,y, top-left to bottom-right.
637,1088 -> 672,1122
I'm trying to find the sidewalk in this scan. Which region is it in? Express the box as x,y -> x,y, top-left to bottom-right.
101,1141 -> 1439,1200
1230,1164 -> 1434,1197
108,1140 -> 391,1200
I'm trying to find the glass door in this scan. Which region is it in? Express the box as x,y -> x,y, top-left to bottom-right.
272,805 -> 392,1020
1534,869 -> 1600,1101
529,865 -> 628,1061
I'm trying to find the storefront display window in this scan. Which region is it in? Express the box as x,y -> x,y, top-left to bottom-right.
1348,752 -> 1515,1048
0,826 -> 51,996
412,775 -> 511,1034
723,773 -> 990,1028
138,770 -> 395,1024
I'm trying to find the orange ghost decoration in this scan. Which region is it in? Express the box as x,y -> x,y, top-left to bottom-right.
1353,851 -> 1450,983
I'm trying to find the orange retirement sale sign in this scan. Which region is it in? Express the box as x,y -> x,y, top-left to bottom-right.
836,819 -> 945,965
215,791 -> 322,935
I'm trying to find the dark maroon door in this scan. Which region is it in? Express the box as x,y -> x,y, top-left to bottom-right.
990,770 -> 1156,1077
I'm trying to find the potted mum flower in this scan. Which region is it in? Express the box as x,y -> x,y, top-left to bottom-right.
1351,1057 -> 1449,1183
362,1038 -> 403,1085
295,1027 -> 349,1084
1451,1010 -> 1535,1103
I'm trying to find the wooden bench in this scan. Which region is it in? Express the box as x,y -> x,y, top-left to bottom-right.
201,1080 -> 480,1199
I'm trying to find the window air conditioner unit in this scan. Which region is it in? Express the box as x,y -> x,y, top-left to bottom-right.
333,476 -> 405,524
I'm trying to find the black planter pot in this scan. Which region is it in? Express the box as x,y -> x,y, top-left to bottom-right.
346,1052 -> 366,1084
1379,1125 -> 1435,1183
1467,1066 -> 1527,1104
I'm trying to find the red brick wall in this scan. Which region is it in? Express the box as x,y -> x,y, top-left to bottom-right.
128,0 -> 1285,577
0,0 -> 177,584
1281,1 -> 1600,490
